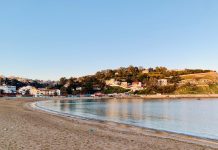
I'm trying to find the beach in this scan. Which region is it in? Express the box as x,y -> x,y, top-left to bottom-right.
0,98 -> 218,150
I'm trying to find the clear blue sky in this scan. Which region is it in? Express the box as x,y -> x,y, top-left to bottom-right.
0,0 -> 218,80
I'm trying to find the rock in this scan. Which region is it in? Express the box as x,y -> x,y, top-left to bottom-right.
89,128 -> 96,134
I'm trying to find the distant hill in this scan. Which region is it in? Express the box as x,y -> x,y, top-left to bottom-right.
0,67 -> 217,95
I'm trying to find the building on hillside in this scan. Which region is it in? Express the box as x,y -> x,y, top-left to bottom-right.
93,85 -> 101,91
18,86 -> 38,96
0,85 -> 16,95
130,82 -> 143,92
18,86 -> 61,97
142,69 -> 149,74
157,79 -> 168,86
105,79 -> 115,85
35,88 -> 61,97
115,72 -> 119,76
120,82 -> 128,89
64,82 -> 70,88
76,87 -> 83,91
132,82 -> 142,87
105,79 -> 120,86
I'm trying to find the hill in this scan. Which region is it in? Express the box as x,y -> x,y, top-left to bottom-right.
175,72 -> 218,94
181,71 -> 218,82
0,66 -> 216,95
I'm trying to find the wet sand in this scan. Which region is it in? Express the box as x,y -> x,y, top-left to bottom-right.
0,98 -> 218,150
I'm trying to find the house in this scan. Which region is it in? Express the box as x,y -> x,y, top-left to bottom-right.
130,82 -> 143,91
35,88 -> 61,97
18,86 -> 38,96
142,69 -> 149,74
18,86 -> 61,97
132,82 -> 142,87
105,79 -> 120,86
157,79 -> 168,86
120,82 -> 128,89
0,85 -> 16,96
76,87 -> 83,91
106,79 -> 115,85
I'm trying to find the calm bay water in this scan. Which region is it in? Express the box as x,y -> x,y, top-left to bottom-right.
36,98 -> 218,140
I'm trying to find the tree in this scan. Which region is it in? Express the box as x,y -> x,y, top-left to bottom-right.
169,76 -> 182,84
60,87 -> 68,96
59,77 -> 68,86
0,89 -> 4,95
68,77 -> 78,91
0,78 -> 4,85
103,86 -> 130,94
25,89 -> 30,96
82,82 -> 94,94
155,66 -> 168,73
66,87 -> 73,95
54,91 -> 58,96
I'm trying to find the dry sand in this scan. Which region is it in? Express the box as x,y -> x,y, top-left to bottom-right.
0,98 -> 218,150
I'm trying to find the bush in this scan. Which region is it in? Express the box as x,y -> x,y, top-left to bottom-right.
103,86 -> 130,94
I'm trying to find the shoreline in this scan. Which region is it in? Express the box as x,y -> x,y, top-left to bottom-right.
31,97 -> 218,148
138,94 -> 218,99
48,94 -> 218,101
32,100 -> 218,146
3,94 -> 218,101
1,98 -> 218,149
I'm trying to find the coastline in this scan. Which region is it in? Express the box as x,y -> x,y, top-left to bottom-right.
52,94 -> 218,101
138,94 -> 218,99
32,100 -> 218,145
1,98 -> 218,150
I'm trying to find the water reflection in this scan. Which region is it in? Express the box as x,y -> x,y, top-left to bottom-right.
37,98 -> 218,140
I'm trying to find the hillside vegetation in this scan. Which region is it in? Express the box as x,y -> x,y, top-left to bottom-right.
1,66 -> 217,95
181,72 -> 218,82
175,84 -> 218,94
175,72 -> 218,94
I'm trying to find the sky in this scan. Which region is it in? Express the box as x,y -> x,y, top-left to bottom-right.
0,0 -> 218,80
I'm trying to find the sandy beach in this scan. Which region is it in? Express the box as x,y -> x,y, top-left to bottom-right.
1,98 -> 218,150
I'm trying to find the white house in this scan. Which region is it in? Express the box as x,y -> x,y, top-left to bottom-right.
76,87 -> 83,91
35,88 -> 61,97
18,86 -> 38,95
120,82 -> 128,89
142,69 -> 149,74
105,79 -> 120,87
0,85 -> 16,94
130,82 -> 143,91
18,86 -> 61,97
